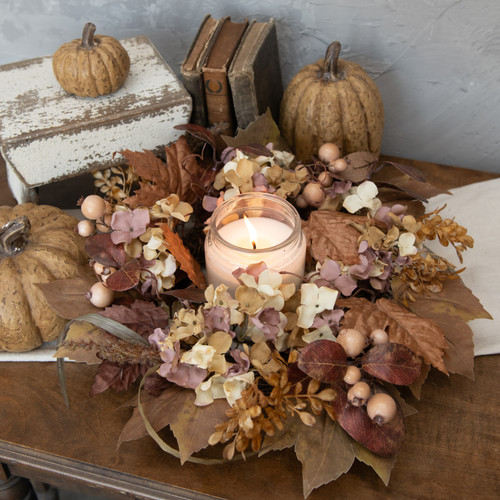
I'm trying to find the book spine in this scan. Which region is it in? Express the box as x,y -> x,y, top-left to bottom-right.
203,68 -> 235,135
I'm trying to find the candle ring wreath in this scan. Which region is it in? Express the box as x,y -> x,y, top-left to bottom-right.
40,112 -> 489,497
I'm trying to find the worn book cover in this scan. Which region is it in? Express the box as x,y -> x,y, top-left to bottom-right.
180,15 -> 227,126
202,18 -> 248,136
228,19 -> 283,130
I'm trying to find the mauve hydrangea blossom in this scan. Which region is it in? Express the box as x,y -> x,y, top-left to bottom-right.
110,208 -> 150,244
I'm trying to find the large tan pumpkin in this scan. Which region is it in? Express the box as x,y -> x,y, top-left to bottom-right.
52,22 -> 130,98
0,204 -> 86,352
280,41 -> 384,162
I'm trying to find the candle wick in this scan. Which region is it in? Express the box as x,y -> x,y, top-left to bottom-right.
252,241 -> 257,250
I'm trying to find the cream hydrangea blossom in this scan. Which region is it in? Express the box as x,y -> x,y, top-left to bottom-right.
204,284 -> 244,325
169,308 -> 205,342
146,252 -> 177,291
302,324 -> 336,343
398,232 -> 418,256
194,372 -> 255,406
237,268 -> 295,313
343,180 -> 382,215
150,194 -> 193,222
297,283 -> 339,329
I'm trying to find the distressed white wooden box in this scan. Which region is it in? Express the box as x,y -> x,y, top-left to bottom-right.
0,36 -> 192,203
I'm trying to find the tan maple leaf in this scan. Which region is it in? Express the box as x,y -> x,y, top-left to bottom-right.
302,210 -> 367,266
339,296 -> 448,374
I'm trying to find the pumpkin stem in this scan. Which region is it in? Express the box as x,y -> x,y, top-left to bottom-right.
0,216 -> 30,258
81,22 -> 97,49
322,41 -> 344,82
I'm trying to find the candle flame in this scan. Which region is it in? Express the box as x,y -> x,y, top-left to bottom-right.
243,215 -> 258,249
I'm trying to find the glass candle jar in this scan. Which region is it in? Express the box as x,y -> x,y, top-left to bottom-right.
204,193 -> 306,292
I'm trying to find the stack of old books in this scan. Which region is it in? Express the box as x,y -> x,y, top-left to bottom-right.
181,15 -> 283,135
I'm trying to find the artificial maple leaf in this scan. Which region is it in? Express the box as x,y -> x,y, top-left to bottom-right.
259,413 -> 301,456
159,223 -> 207,289
352,440 -> 397,486
118,384 -> 187,447
37,277 -> 99,319
90,360 -> 149,396
294,413 -> 355,498
122,136 -> 204,208
222,108 -> 288,152
100,300 -> 169,339
302,210 -> 367,266
339,297 -> 448,374
169,394 -> 230,464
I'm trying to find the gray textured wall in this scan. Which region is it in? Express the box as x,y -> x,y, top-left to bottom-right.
1,0 -> 499,172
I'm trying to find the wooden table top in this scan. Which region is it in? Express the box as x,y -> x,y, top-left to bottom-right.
0,154 -> 499,500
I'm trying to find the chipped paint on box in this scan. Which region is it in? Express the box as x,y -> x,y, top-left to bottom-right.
0,36 -> 192,188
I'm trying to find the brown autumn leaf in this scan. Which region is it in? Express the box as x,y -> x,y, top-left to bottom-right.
90,361 -> 149,396
302,211 -> 367,266
100,300 -> 170,338
339,297 -> 448,374
118,384 -> 188,447
104,259 -> 141,291
122,136 -> 203,208
332,387 -> 405,458
259,413 -> 301,456
170,394 -> 230,464
336,152 -> 378,183
392,278 -> 489,379
294,412 -> 355,498
371,163 -> 450,203
37,277 -> 99,319
222,108 -> 288,152
159,223 -> 207,289
352,440 -> 397,486
53,320 -> 103,364
297,340 -> 347,384
85,233 -> 127,268
361,343 -> 422,385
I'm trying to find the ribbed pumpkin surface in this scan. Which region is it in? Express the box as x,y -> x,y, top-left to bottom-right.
0,204 -> 86,352
280,42 -> 384,162
52,23 -> 130,98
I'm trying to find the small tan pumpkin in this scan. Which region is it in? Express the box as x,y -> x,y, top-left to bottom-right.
280,41 -> 384,162
52,22 -> 130,97
0,204 -> 86,352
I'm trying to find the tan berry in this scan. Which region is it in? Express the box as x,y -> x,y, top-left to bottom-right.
347,381 -> 371,407
88,282 -> 114,308
332,158 -> 348,172
295,194 -> 308,209
370,328 -> 389,345
366,393 -> 397,424
343,365 -> 362,385
302,182 -> 325,206
318,143 -> 341,164
81,195 -> 107,220
337,328 -> 366,357
318,171 -> 333,187
76,219 -> 94,237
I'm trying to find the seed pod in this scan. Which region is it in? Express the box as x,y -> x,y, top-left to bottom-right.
318,142 -> 341,164
343,365 -> 362,385
337,328 -> 367,357
370,328 -> 389,345
318,171 -> 333,187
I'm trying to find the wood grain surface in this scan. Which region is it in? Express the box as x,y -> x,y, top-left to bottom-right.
0,154 -> 499,499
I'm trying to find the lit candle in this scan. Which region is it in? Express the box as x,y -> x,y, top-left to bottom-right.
204,193 -> 307,293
